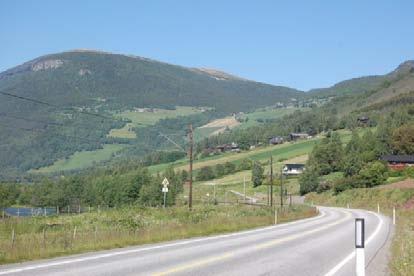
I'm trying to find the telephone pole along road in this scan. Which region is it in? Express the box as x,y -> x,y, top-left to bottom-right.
0,207 -> 391,276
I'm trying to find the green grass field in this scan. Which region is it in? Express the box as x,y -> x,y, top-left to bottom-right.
118,106 -> 203,128
107,123 -> 137,139
194,127 -> 222,141
147,138 -> 317,175
108,106 -> 205,139
31,144 -> 127,173
238,107 -> 308,129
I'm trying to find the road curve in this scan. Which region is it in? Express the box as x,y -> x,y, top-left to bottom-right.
0,207 -> 392,276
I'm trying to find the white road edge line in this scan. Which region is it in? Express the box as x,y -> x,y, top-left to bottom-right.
323,210 -> 385,276
0,208 -> 328,275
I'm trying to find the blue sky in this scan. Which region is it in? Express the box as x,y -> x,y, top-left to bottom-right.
1,0 -> 413,91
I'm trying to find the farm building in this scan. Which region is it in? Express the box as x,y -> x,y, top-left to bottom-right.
216,142 -> 240,153
269,136 -> 284,145
380,155 -> 414,170
283,164 -> 305,175
289,133 -> 309,141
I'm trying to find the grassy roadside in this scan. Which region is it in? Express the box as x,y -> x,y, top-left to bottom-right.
0,204 -> 317,264
306,187 -> 414,276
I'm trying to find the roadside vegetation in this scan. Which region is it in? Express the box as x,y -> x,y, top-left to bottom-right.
0,204 -> 316,264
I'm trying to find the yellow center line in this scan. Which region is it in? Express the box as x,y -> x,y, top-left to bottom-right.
152,253 -> 234,276
153,210 -> 352,275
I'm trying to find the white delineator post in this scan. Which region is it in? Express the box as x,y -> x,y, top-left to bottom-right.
355,218 -> 366,276
377,203 -> 380,214
393,207 -> 396,225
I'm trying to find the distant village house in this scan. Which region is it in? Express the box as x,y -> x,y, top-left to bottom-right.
380,155 -> 414,170
289,133 -> 309,141
269,136 -> 284,145
283,164 -> 305,175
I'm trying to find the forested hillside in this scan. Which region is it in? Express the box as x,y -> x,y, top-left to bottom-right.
0,50 -> 302,178
197,60 -> 414,151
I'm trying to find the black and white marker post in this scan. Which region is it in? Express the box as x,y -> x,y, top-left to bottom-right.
355,218 -> 365,276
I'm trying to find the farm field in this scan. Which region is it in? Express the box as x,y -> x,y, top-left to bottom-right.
195,116 -> 240,140
118,106 -> 204,128
108,106 -> 205,139
107,123 -> 136,139
148,139 -> 316,175
189,155 -> 306,205
31,144 -> 127,174
149,129 -> 352,175
238,107 -> 308,129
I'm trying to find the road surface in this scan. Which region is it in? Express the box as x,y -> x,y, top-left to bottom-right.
0,207 -> 392,276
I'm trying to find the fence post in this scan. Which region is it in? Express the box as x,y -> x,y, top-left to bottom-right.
11,228 -> 15,249
44,207 -> 47,216
274,208 -> 278,225
43,227 -> 46,249
78,205 -> 81,214
17,208 -> 20,217
67,205 -> 70,214
73,226 -> 77,241
56,206 -> 59,215
94,226 -> 98,246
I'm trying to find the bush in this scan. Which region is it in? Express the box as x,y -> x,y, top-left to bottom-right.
358,161 -> 388,188
215,164 -> 226,177
333,176 -> 361,194
224,162 -> 236,175
316,180 -> 333,193
237,159 -> 252,171
403,166 -> 414,178
196,166 -> 216,181
251,161 -> 264,187
299,169 -> 319,195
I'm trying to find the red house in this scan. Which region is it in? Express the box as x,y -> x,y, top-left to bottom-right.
380,155 -> 414,170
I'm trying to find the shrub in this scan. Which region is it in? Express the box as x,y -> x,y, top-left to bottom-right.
237,159 -> 252,171
251,161 -> 264,187
358,161 -> 388,188
299,169 -> 319,195
196,166 -> 216,181
403,166 -> 414,178
333,176 -> 361,194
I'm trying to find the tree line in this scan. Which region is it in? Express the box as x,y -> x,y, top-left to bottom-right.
299,118 -> 414,195
0,166 -> 185,210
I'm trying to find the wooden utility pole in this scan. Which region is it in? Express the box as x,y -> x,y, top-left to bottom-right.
280,166 -> 284,207
270,156 -> 273,207
188,124 -> 193,210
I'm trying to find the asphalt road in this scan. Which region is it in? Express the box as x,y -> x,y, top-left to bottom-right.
0,207 -> 392,276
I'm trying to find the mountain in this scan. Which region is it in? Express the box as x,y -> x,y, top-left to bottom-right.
0,50 -> 302,112
308,60 -> 414,98
0,50 -> 303,177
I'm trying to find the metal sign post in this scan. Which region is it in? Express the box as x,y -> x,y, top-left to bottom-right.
355,218 -> 365,276
162,178 -> 169,208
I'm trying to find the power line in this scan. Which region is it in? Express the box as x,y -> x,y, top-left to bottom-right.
0,88 -> 123,122
0,122 -> 104,144
0,112 -> 64,126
